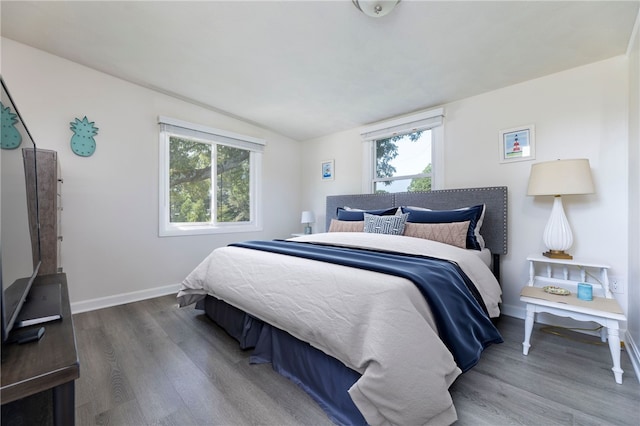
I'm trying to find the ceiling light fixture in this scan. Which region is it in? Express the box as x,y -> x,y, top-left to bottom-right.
352,0 -> 401,18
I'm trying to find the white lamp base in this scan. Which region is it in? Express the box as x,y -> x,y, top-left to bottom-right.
542,195 -> 574,259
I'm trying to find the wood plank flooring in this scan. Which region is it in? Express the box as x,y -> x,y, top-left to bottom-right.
71,294 -> 640,425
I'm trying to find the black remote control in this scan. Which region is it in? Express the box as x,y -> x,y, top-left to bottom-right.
10,327 -> 45,344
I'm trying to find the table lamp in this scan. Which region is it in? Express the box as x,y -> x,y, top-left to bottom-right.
527,158 -> 595,259
301,211 -> 315,234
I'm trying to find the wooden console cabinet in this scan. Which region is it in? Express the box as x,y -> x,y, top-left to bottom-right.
1,273 -> 79,425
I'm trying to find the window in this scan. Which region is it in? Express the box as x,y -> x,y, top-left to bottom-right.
374,130 -> 432,193
158,116 -> 264,236
361,108 -> 444,194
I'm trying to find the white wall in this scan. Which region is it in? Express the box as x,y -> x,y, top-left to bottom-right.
299,127 -> 364,229
626,10 -> 640,376
444,57 -> 629,317
301,57 -> 631,323
1,38 -> 302,307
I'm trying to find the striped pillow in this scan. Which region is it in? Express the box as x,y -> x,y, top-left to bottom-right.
363,213 -> 408,235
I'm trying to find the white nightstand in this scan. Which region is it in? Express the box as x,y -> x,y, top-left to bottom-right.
520,255 -> 627,384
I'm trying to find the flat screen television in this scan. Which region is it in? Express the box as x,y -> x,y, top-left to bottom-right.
1,76 -> 42,345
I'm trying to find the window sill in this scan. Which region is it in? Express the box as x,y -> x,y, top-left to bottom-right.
159,223 -> 262,237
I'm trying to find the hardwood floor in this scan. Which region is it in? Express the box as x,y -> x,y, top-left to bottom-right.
72,294 -> 639,425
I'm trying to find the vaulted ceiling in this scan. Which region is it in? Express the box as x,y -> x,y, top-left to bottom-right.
1,1 -> 638,141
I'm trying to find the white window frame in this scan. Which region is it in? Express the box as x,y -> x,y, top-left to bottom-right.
361,108 -> 444,193
158,116 -> 265,237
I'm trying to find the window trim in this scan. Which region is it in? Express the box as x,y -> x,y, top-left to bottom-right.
361,108 -> 444,193
158,116 -> 264,237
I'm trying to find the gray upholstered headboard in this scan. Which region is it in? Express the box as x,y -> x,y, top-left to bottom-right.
326,186 -> 508,256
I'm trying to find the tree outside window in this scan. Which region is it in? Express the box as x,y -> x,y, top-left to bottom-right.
169,137 -> 251,224
169,137 -> 212,223
159,117 -> 263,236
374,130 -> 432,193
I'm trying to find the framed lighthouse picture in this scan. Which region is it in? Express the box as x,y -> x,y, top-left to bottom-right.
499,124 -> 535,163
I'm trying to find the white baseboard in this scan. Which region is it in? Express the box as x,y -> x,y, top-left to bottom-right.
624,332 -> 640,384
70,283 -> 181,314
500,302 -> 525,319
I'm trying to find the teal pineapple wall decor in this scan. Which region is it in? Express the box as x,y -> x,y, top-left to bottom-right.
70,116 -> 99,157
1,101 -> 23,149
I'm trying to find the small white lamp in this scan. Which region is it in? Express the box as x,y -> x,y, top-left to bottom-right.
301,211 -> 315,234
527,159 -> 595,259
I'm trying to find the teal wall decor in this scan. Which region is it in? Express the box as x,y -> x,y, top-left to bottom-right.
70,116 -> 99,157
1,101 -> 23,149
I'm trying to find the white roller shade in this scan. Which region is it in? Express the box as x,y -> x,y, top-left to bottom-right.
158,116 -> 266,152
359,108 -> 444,141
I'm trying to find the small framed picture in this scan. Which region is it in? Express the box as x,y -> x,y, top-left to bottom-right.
321,159 -> 334,180
499,125 -> 535,163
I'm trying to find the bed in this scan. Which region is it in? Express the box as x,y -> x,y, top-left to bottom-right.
178,186 -> 508,425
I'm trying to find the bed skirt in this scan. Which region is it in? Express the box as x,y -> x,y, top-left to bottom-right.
199,295 -> 366,425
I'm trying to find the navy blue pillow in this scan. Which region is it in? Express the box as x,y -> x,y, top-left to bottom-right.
401,205 -> 485,250
336,207 -> 398,221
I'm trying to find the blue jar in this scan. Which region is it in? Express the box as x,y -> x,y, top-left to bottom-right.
577,283 -> 593,301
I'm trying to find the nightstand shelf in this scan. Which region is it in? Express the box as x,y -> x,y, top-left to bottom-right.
520,255 -> 626,384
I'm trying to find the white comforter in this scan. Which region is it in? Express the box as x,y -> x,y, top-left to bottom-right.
177,232 -> 502,426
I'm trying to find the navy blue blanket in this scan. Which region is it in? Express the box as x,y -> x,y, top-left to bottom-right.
230,240 -> 502,372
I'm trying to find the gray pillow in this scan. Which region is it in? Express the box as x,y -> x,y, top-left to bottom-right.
363,213 -> 408,235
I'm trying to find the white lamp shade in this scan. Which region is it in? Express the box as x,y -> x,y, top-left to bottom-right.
301,211 -> 315,224
527,159 -> 595,196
